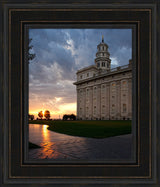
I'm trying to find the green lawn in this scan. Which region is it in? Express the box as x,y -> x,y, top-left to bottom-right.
29,120 -> 131,139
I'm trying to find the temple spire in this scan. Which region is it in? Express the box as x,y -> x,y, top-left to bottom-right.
95,36 -> 111,70
102,35 -> 104,43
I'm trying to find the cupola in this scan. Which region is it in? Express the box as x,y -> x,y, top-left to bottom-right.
95,36 -> 111,70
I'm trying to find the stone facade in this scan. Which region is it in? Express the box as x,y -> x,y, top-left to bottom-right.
74,37 -> 132,120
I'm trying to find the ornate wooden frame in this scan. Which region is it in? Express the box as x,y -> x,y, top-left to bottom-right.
0,1 -> 158,186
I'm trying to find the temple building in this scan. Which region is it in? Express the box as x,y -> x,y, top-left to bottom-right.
73,36 -> 132,120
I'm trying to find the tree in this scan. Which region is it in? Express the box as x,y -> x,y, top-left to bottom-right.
28,114 -> 34,120
70,114 -> 76,120
63,114 -> 68,120
44,110 -> 50,120
28,38 -> 36,63
30,115 -> 34,120
63,114 -> 76,120
38,111 -> 43,119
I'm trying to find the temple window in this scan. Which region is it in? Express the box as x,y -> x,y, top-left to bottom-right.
123,104 -> 127,112
94,106 -> 96,114
86,89 -> 89,96
86,107 -> 89,114
123,81 -> 126,84
102,62 -> 105,67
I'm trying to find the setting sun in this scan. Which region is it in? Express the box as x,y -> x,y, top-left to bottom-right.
29,102 -> 76,119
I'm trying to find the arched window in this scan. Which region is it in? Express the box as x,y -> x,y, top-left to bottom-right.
80,108 -> 82,115
102,105 -> 105,114
94,106 -> 96,114
123,104 -> 127,112
97,63 -> 100,67
102,62 -> 105,67
86,107 -> 89,114
86,89 -> 89,96
112,104 -> 115,112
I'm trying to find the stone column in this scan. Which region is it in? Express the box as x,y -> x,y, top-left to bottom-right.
82,88 -> 86,120
128,78 -> 132,119
116,81 -> 121,119
79,89 -> 83,120
106,83 -> 110,119
101,85 -> 106,119
97,85 -> 101,119
77,89 -> 80,119
89,87 -> 93,120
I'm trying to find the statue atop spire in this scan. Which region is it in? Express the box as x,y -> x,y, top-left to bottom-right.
102,35 -> 104,43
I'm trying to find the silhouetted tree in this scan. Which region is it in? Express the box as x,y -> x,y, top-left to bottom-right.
28,38 -> 36,63
63,114 -> 68,120
44,110 -> 50,120
63,114 -> 76,120
38,111 -> 43,119
28,114 -> 34,120
70,114 -> 76,120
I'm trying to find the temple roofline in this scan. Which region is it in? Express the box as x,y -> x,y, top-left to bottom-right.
76,65 -> 98,74
73,64 -> 132,85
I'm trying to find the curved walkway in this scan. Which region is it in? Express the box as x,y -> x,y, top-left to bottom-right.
29,124 -> 132,160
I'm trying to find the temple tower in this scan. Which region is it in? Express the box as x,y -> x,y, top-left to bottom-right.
95,36 -> 111,71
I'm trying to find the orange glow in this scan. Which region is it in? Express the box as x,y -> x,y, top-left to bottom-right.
29,102 -> 76,119
42,125 -> 48,139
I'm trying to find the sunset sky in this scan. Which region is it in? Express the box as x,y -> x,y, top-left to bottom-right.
29,29 -> 132,119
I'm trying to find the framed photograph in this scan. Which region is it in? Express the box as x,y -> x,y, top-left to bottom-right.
28,27 -> 134,163
0,0 -> 158,186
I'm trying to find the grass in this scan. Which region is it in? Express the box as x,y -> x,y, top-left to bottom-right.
29,120 -> 132,139
29,142 -> 41,149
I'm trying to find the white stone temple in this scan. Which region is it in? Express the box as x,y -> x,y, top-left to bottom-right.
73,36 -> 132,120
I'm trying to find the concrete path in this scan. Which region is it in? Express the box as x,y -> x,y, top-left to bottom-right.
29,124 -> 132,160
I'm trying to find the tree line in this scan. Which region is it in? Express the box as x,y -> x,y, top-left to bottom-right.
29,110 -> 76,121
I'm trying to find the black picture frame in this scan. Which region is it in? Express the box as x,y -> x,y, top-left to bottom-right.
0,0 -> 159,186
